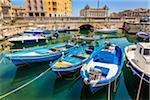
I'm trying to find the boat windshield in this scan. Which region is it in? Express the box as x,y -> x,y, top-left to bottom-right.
143,49 -> 150,55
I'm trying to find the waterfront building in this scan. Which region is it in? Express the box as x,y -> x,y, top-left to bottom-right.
80,5 -> 109,17
25,0 -> 46,17
110,8 -> 150,18
45,0 -> 72,17
11,6 -> 27,18
26,0 -> 72,17
0,0 -> 11,19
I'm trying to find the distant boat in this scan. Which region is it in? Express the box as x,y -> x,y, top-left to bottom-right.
50,45 -> 95,76
8,34 -> 47,44
24,27 -> 44,35
74,35 -> 100,41
96,26 -> 118,33
125,43 -> 150,83
80,42 -> 124,93
4,43 -> 75,66
136,31 -> 150,41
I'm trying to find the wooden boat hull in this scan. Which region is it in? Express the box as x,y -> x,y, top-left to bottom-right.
51,46 -> 94,76
80,46 -> 124,93
5,43 -> 74,66
10,53 -> 61,65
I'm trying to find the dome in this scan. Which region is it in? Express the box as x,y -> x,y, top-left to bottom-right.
103,5 -> 109,10
85,4 -> 90,9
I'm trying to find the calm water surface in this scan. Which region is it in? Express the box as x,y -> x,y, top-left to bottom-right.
0,31 -> 149,100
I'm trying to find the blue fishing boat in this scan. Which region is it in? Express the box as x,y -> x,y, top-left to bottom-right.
4,43 -> 75,66
80,42 -> 124,93
50,45 -> 95,76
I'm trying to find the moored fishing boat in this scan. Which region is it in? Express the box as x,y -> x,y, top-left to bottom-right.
50,45 -> 95,76
96,26 -> 118,33
80,42 -> 124,93
136,31 -> 150,41
4,43 -> 75,66
125,43 -> 150,83
24,27 -> 44,35
8,34 -> 47,44
78,35 -> 100,41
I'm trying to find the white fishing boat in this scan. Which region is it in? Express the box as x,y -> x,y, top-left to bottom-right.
96,26 -> 118,33
125,42 -> 150,83
74,35 -> 100,41
136,31 -> 150,41
8,34 -> 47,43
24,27 -> 44,35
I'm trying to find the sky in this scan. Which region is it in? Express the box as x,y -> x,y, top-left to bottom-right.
11,0 -> 150,16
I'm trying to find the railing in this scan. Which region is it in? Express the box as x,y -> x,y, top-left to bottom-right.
13,16 -> 139,23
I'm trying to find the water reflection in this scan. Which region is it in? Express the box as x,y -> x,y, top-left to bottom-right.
0,55 -> 17,95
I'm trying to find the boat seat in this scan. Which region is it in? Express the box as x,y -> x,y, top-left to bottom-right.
71,55 -> 86,60
94,66 -> 109,77
64,56 -> 82,64
50,48 -> 59,52
35,49 -> 48,54
86,59 -> 118,79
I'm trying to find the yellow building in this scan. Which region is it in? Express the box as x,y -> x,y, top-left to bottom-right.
26,0 -> 72,17
45,0 -> 72,17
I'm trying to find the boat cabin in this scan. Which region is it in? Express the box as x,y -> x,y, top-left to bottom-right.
135,43 -> 150,69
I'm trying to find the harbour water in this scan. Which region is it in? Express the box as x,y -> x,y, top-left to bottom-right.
0,30 -> 149,100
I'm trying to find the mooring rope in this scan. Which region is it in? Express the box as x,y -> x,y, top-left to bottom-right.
0,67 -> 51,99
136,73 -> 144,100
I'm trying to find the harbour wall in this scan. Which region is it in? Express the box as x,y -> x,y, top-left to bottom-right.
14,17 -> 139,29
123,22 -> 150,34
0,17 -> 141,38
